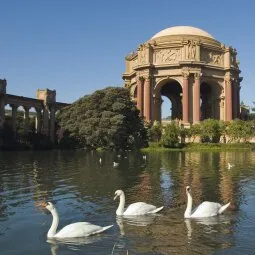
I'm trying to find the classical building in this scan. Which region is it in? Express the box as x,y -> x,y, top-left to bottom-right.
122,26 -> 242,125
0,79 -> 69,142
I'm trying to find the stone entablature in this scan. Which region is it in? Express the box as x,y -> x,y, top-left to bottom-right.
123,26 -> 242,124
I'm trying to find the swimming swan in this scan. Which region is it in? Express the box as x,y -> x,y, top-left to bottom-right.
45,202 -> 113,239
184,186 -> 230,218
114,190 -> 164,216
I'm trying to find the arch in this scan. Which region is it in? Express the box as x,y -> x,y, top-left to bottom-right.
153,77 -> 183,122
200,80 -> 223,120
154,77 -> 182,97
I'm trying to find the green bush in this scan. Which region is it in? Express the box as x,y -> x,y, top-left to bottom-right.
161,123 -> 181,148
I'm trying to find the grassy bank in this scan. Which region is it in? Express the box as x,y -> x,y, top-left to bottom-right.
141,142 -> 255,152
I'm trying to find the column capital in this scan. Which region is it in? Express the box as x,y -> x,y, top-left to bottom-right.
182,71 -> 190,79
23,106 -> 31,112
136,76 -> 144,82
10,104 -> 18,110
194,72 -> 201,80
35,107 -> 42,113
144,75 -> 151,82
153,95 -> 163,105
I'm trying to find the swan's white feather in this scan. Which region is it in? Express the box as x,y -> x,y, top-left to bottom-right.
190,201 -> 222,218
54,222 -> 113,238
123,202 -> 158,215
114,190 -> 164,216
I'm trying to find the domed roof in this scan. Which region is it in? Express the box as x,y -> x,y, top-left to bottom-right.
151,26 -> 214,39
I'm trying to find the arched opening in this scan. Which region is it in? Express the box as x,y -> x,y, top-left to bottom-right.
160,80 -> 182,121
200,82 -> 222,120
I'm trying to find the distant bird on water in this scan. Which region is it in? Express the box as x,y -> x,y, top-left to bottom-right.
113,162 -> 119,167
228,163 -> 235,169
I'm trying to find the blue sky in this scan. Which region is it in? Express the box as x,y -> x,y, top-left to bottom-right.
1,0 -> 255,117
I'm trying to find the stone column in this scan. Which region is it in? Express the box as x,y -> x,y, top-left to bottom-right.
182,72 -> 189,124
153,95 -> 163,122
42,107 -> 49,136
10,104 -> 18,136
35,108 -> 42,134
143,76 -> 151,122
136,77 -> 144,117
49,106 -> 56,143
232,81 -> 237,119
0,79 -> 7,129
193,73 -> 201,123
225,75 -> 232,121
237,84 -> 240,118
23,106 -> 30,134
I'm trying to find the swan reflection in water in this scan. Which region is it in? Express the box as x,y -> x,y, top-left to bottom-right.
185,215 -> 232,241
116,214 -> 158,235
47,235 -> 105,255
113,215 -> 158,254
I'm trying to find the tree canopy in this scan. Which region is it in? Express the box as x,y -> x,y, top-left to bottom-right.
56,87 -> 148,150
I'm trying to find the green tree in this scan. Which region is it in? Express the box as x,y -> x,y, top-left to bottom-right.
226,119 -> 252,142
147,121 -> 162,142
161,123 -> 181,148
56,87 -> 148,150
188,123 -> 201,142
200,119 -> 222,143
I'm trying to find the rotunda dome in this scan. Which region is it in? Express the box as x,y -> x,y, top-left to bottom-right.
151,26 -> 214,39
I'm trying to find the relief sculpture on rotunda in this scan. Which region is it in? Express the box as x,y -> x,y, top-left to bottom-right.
154,48 -> 181,64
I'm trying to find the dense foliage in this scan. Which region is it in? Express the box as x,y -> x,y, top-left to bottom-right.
0,113 -> 52,150
147,119 -> 255,148
161,122 -> 181,148
56,87 -> 148,150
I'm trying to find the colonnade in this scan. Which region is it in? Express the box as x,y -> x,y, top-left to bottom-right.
135,71 -> 240,125
0,79 -> 68,143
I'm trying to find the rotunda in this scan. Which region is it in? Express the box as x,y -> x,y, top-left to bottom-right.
122,26 -> 242,125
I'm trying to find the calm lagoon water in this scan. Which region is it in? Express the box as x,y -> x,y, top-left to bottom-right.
0,150 -> 255,254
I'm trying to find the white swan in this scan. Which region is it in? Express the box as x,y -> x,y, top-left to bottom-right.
228,162 -> 234,169
184,186 -> 230,218
45,202 -> 113,239
114,190 -> 164,216
99,158 -> 102,164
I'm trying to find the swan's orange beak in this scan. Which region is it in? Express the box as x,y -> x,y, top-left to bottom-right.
114,194 -> 118,200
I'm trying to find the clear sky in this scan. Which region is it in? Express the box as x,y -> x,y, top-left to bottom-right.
1,0 -> 255,117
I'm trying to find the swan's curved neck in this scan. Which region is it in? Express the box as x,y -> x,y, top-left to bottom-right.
184,191 -> 193,218
116,193 -> 125,215
47,208 -> 59,238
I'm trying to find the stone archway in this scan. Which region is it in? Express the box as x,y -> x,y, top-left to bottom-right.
154,78 -> 183,122
200,81 -> 222,121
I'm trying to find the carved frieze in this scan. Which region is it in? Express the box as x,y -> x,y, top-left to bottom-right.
154,48 -> 181,64
201,49 -> 223,66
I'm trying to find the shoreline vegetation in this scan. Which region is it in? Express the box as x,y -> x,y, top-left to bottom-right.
141,142 -> 255,152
